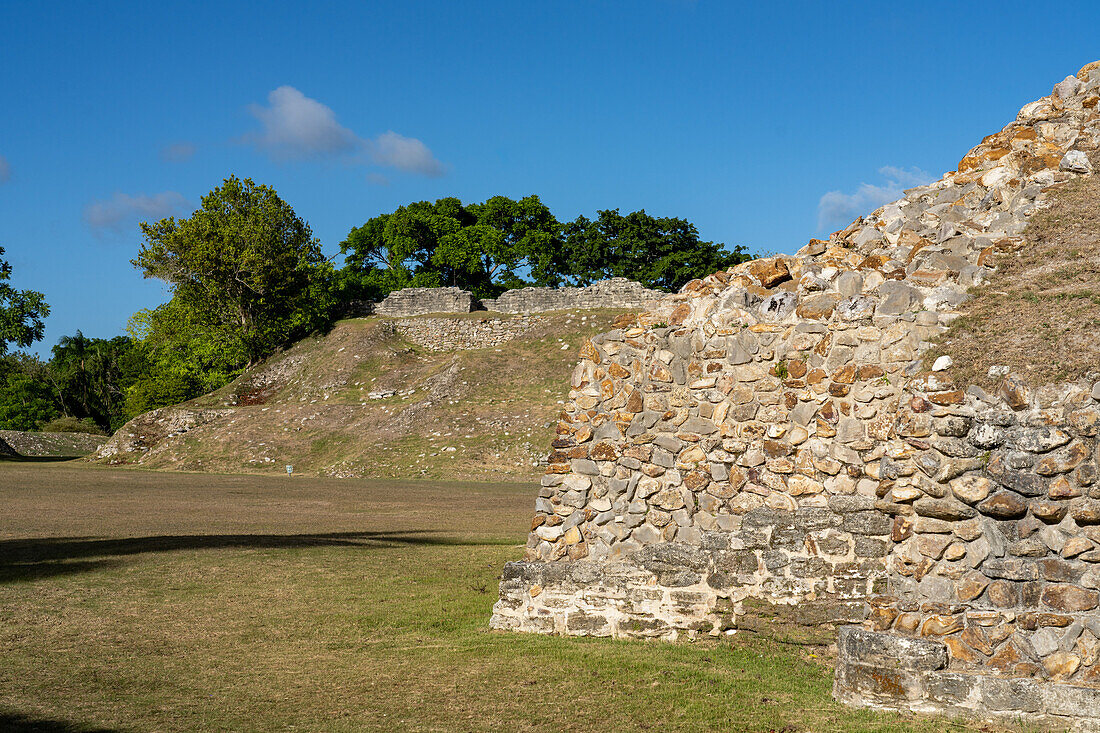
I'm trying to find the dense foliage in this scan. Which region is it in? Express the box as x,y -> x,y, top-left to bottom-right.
0,333 -> 146,432
340,196 -> 747,298
0,245 -> 50,353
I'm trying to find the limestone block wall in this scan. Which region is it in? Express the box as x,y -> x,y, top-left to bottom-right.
490,265 -> 948,639
480,278 -> 663,313
834,626 -> 1100,730
834,378 -> 1100,727
374,287 -> 475,317
389,315 -> 546,351
357,278 -> 663,320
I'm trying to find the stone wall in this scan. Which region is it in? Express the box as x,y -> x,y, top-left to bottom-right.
835,627 -> 1100,731
355,278 -> 663,320
389,315 -> 546,352
374,287 -> 475,317
492,60 -> 1100,727
489,301 -> 915,638
480,278 -> 663,313
832,377 -> 1100,728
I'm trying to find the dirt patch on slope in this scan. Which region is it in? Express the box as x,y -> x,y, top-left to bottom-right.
929,152 -> 1100,390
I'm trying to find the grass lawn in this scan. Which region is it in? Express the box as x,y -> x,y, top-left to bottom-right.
0,463 -> 1020,732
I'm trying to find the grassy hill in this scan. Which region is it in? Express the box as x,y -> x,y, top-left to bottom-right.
94,309 -> 628,481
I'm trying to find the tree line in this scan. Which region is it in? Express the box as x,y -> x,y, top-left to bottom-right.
0,176 -> 748,433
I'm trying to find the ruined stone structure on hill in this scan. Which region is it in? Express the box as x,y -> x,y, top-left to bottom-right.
373,286 -> 476,317
479,278 -> 663,314
351,277 -> 663,318
492,62 -> 1100,729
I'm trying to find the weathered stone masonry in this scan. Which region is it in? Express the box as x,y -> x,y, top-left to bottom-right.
356,277 -> 663,318
493,61 -> 1100,728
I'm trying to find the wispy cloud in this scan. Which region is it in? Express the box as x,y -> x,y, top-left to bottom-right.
244,86 -> 446,176
83,191 -> 190,234
160,141 -> 197,163
366,172 -> 390,186
817,166 -> 933,232
0,155 -> 10,184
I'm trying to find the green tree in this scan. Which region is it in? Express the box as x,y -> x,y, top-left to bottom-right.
341,195 -> 562,298
340,198 -> 747,299
433,195 -> 560,295
0,353 -> 60,430
340,198 -> 472,297
562,209 -> 748,291
0,245 -> 49,352
48,332 -> 148,431
133,175 -> 333,366
124,299 -> 245,416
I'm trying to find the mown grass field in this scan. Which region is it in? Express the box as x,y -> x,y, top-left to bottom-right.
0,464 -> 1023,732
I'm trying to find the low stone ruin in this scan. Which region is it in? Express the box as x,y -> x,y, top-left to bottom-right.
389,315 -> 546,351
355,277 -> 663,318
480,278 -> 663,314
492,61 -> 1100,729
374,287 -> 476,317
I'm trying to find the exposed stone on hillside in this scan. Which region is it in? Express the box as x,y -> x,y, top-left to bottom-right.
492,60 -> 1100,729
0,430 -> 106,457
95,407 -> 234,462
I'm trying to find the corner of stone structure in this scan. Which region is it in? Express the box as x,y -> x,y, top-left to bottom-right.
493,59 -> 1100,729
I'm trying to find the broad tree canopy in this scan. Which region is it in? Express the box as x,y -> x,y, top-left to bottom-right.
340,197 -> 747,298
133,175 -> 332,366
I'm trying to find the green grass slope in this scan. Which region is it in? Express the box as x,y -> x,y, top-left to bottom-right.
95,310 -> 625,481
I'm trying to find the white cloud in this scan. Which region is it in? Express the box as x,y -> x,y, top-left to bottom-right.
369,131 -> 446,177
366,172 -> 390,186
0,155 -> 10,184
83,191 -> 189,234
246,85 -> 360,159
244,86 -> 446,176
816,166 -> 934,232
160,141 -> 197,162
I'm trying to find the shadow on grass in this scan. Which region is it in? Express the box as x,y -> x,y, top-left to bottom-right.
0,530 -> 511,583
0,559 -> 125,584
0,711 -> 121,732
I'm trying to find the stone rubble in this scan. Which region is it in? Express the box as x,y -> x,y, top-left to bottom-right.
492,60 -> 1100,729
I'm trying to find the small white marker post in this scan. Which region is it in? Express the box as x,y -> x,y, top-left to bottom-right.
286,464 -> 293,477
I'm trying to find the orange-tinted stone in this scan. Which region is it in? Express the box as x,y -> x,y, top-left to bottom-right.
579,340 -> 602,362
1042,584 -> 1100,613
928,390 -> 964,405
858,365 -> 884,380
944,636 -> 984,664
668,303 -> 692,326
746,257 -> 791,288
608,362 -> 631,379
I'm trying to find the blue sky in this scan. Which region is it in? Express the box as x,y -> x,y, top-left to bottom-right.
2,0 -> 1099,355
